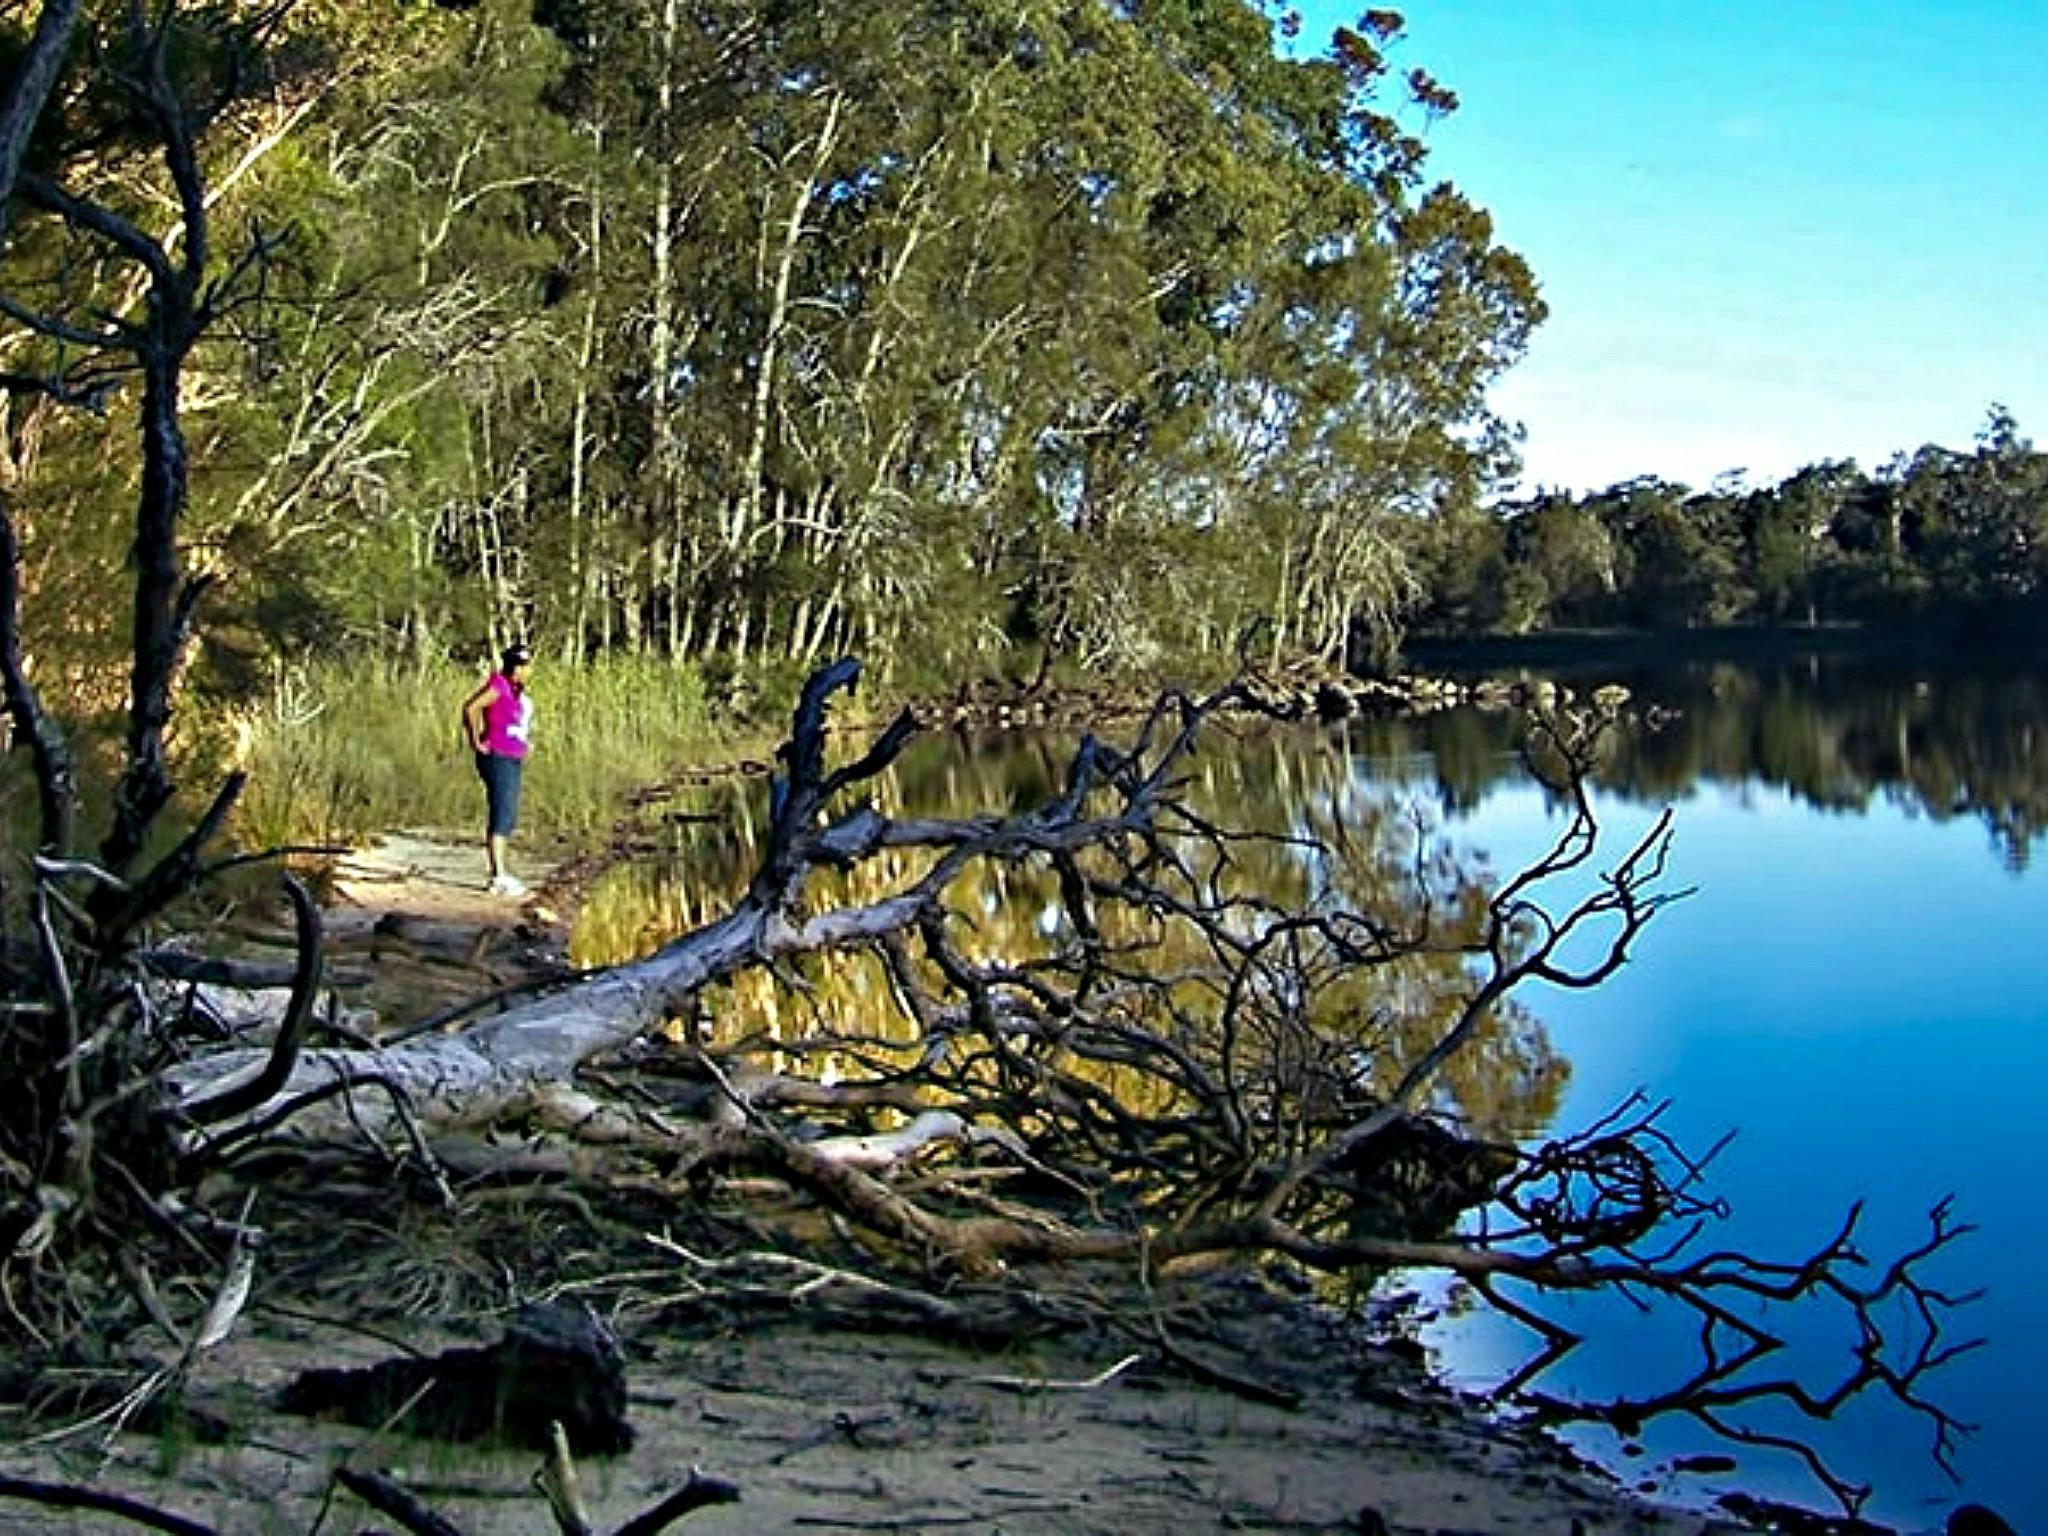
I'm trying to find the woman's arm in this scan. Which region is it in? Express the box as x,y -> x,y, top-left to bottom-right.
460,682 -> 494,752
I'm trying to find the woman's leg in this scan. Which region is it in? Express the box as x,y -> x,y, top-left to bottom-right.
478,754 -> 511,881
478,754 -> 525,891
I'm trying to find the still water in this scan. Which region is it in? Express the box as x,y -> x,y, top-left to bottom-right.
577,657 -> 2046,1531
1344,663 -> 2048,1534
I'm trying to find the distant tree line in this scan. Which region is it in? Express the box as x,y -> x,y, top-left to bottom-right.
1410,407 -> 2048,640
0,0 -> 1539,721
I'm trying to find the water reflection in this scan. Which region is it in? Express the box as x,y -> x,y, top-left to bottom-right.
573,660 -> 2042,1528
1349,658 -> 2048,871
575,724 -> 1567,1144
1351,661 -> 2046,1530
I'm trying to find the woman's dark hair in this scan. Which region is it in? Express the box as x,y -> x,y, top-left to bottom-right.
501,642 -> 532,671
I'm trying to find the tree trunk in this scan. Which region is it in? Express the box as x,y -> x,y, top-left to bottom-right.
730,92 -> 843,572
564,129 -> 605,666
0,0 -> 85,252
104,337 -> 192,877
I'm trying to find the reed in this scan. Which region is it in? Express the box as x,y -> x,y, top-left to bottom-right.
233,653 -> 727,850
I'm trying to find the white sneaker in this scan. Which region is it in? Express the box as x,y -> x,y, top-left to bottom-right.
487,874 -> 528,898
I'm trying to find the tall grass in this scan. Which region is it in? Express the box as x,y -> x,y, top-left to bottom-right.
234,653 -> 733,851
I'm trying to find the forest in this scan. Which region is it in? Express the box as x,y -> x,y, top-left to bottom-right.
0,0 -> 1537,723
3,0 -> 2039,773
1415,407 -> 2048,640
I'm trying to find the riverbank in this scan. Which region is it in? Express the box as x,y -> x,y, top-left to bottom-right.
225,652 -> 1461,859
43,674 -> 1993,1535
1,848 -> 1770,1536
42,835 -> 1906,1536
0,1265 -> 1745,1536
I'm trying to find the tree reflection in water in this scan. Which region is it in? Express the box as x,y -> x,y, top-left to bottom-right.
1349,658 -> 2048,872
575,724 -> 1568,1145
562,675 -> 1977,1514
574,656 -> 2048,1149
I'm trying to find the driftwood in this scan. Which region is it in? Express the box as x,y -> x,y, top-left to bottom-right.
137,663 -> 1976,1511
0,1461 -> 741,1536
279,1302 -> 633,1453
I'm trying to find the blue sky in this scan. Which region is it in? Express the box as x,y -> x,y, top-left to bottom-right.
1293,2 -> 2048,493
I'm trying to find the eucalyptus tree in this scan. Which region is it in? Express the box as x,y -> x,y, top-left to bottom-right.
1066,5 -> 1542,670
515,0 -> 1543,679
182,6 -> 577,663
1741,459 -> 1860,621
40,0 -> 1544,683
0,0 -> 356,866
1894,406 -> 2048,610
0,0 -> 387,1344
0,0 -> 86,854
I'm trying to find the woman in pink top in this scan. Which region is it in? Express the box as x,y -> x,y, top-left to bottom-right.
461,642 -> 535,896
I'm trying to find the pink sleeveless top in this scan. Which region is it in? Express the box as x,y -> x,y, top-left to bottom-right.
480,673 -> 534,759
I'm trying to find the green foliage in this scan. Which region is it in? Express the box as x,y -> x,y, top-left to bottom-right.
219,0 -> 1529,676
15,0 -> 2042,850
8,0 -> 1547,844
1410,409 -> 2048,638
233,652 -> 725,849
530,650 -> 721,832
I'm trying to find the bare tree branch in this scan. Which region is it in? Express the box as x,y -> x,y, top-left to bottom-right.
0,0 -> 86,251
0,498 -> 75,850
180,876 -> 321,1126
0,1473 -> 219,1536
